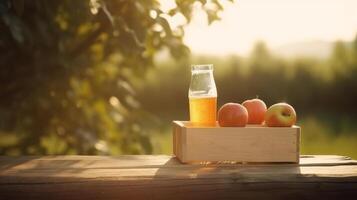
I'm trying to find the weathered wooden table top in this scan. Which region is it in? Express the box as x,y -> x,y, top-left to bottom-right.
0,155 -> 356,200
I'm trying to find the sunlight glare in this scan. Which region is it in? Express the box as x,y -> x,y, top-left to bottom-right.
172,0 -> 357,56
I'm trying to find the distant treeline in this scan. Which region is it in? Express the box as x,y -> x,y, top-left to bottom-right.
138,37 -> 357,121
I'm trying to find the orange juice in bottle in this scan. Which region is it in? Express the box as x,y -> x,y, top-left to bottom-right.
189,64 -> 217,127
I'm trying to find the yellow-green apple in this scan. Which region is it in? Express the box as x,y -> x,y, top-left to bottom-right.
242,98 -> 267,124
265,103 -> 296,127
218,103 -> 248,127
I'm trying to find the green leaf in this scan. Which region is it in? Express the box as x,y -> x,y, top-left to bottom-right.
168,8 -> 177,16
206,10 -> 220,25
157,16 -> 172,37
212,0 -> 223,10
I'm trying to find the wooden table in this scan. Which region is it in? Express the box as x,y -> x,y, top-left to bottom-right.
0,155 -> 356,199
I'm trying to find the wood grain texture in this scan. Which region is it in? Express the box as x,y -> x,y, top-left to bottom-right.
173,121 -> 300,163
0,155 -> 356,200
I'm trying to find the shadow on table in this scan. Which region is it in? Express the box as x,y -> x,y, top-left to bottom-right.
153,157 -> 303,199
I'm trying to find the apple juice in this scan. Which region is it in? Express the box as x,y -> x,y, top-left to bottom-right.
188,64 -> 217,127
189,96 -> 217,126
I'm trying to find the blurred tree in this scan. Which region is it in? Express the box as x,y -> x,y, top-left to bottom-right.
327,38 -> 357,114
0,0 -> 228,155
330,41 -> 351,77
352,34 -> 357,65
249,41 -> 271,66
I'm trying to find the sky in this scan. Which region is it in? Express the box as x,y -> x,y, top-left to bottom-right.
163,0 -> 357,56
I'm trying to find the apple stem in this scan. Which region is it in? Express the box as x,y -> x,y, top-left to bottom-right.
282,112 -> 291,117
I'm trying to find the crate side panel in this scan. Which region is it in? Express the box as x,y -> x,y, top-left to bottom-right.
184,127 -> 299,162
296,128 -> 301,163
173,123 -> 183,162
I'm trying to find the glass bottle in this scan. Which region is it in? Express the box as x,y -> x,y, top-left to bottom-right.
188,64 -> 217,126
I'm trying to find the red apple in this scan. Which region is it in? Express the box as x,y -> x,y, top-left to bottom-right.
242,98 -> 267,124
265,103 -> 297,127
218,103 -> 248,127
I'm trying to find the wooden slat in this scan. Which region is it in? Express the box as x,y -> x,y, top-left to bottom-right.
0,155 -> 356,200
0,155 -> 355,170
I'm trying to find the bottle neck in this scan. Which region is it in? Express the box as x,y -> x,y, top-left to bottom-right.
189,69 -> 217,98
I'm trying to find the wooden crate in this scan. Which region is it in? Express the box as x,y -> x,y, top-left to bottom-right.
173,121 -> 301,163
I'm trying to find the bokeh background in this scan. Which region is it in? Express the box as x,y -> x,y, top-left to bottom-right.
1,0 -> 356,158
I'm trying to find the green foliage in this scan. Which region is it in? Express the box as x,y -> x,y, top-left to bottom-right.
0,0 -> 226,155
